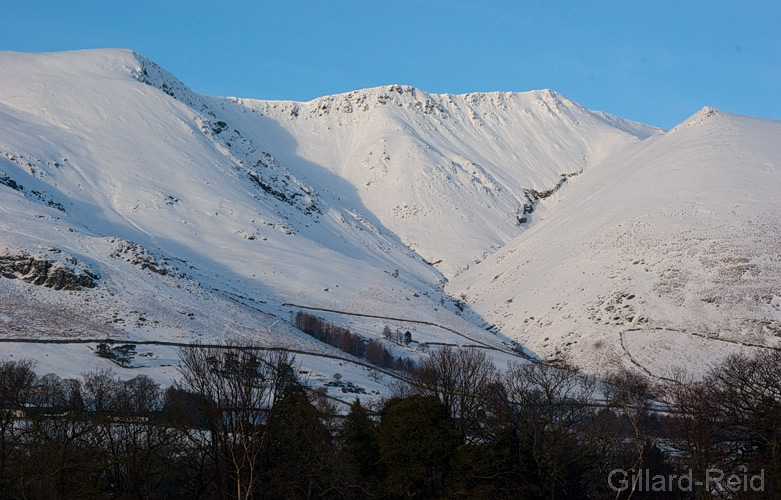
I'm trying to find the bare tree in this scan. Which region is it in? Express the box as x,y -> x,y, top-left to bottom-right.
708,350 -> 781,496
602,368 -> 656,500
505,360 -> 597,500
0,359 -> 37,496
404,346 -> 501,443
663,371 -> 734,500
20,373 -> 106,499
105,374 -> 182,499
176,344 -> 295,500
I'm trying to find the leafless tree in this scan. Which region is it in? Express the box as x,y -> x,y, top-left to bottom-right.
505,360 -> 598,500
707,350 -> 781,496
0,359 -> 37,496
662,370 -> 734,500
602,368 -> 658,500
404,346 -> 502,443
176,344 -> 295,500
19,373 -> 106,499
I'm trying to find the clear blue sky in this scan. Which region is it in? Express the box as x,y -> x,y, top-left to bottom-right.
2,1 -> 779,129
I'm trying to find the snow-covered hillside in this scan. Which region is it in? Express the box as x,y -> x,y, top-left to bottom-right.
1,48 -> 778,385
0,49 -> 523,394
0,49 -> 453,326
239,85 -> 658,277
451,107 -> 781,373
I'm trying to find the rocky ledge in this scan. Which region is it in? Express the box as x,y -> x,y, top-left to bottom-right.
0,253 -> 99,290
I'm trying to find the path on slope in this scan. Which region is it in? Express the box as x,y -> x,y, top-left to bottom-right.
619,327 -> 780,381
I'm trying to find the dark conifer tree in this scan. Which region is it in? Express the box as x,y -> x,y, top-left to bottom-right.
376,395 -> 460,499
264,382 -> 338,499
340,399 -> 380,496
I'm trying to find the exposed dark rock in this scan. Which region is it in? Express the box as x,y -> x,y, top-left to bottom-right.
0,172 -> 22,191
248,171 -> 288,202
1,165 -> 65,211
524,177 -> 567,201
518,174 -> 579,225
0,253 -> 98,290
211,120 -> 228,134
108,238 -> 193,279
109,239 -> 176,276
29,190 -> 65,211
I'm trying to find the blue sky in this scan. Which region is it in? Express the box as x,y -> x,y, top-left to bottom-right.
2,1 -> 779,129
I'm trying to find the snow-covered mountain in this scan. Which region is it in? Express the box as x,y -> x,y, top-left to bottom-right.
238,85 -> 658,277
1,49 -> 778,389
451,107 -> 781,374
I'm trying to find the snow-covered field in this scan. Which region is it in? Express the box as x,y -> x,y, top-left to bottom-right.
621,328 -> 767,380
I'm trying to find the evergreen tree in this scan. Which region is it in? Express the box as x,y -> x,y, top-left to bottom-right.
340,399 -> 380,496
376,395 -> 460,499
264,382 -> 338,499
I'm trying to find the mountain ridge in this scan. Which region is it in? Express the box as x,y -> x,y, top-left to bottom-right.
1,48 -> 778,389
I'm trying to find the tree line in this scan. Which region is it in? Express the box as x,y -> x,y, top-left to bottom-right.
0,343 -> 779,499
294,311 -> 415,372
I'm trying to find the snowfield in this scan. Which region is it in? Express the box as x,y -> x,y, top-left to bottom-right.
1,49 -> 779,392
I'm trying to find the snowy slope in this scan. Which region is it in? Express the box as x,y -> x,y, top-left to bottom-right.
451,108 -> 781,373
236,86 -> 658,277
1,48 -> 777,385
0,49 -> 449,322
0,50 -> 509,391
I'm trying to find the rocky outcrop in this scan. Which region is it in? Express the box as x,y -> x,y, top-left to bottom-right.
108,238 -> 194,279
0,253 -> 98,290
109,239 -> 175,276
